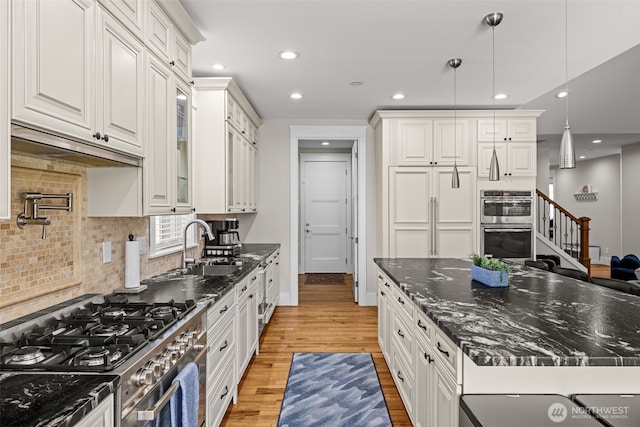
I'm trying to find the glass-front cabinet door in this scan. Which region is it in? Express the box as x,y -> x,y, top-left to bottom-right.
175,81 -> 192,211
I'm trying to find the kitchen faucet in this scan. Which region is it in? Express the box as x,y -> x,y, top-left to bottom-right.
182,219 -> 215,269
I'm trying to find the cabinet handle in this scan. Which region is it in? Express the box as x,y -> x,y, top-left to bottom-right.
192,208 -> 196,212
169,60 -> 175,66
437,341 -> 450,357
93,132 -> 101,140
189,80 -> 194,85
170,207 -> 176,213
220,386 -> 229,400
384,282 -> 390,288
269,279 -> 273,283
380,291 -> 385,296
102,134 -> 109,142
417,319 -> 427,331
397,371 -> 405,382
219,340 -> 229,351
397,297 -> 405,305
241,285 -> 247,292
397,329 -> 404,338
219,305 -> 229,314
251,276 -> 257,281
249,294 -> 254,299
424,353 -> 434,363
378,274 -> 383,279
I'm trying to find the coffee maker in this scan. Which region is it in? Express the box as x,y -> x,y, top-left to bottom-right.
203,218 -> 241,257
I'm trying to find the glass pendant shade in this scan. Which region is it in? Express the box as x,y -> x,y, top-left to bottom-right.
489,149 -> 500,181
451,164 -> 460,188
559,122 -> 576,169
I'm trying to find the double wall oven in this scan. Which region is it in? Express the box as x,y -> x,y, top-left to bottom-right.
480,190 -> 534,260
0,295 -> 208,427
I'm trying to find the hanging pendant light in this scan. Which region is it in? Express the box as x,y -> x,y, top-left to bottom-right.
484,12 -> 503,181
559,0 -> 576,169
448,58 -> 462,189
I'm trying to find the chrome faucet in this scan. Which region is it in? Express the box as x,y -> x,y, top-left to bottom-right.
182,219 -> 214,269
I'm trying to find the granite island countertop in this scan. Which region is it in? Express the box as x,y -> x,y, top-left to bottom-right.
374,258 -> 640,367
0,373 -> 119,427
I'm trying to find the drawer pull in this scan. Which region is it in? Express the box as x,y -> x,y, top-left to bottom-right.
219,340 -> 229,352
251,276 -> 257,281
437,341 -> 450,358
417,319 -> 427,331
220,386 -> 229,400
384,282 -> 390,288
397,297 -> 405,305
249,294 -> 254,299
424,353 -> 434,363
220,305 -> 229,314
380,291 -> 385,296
397,371 -> 405,382
397,329 -> 404,338
241,285 -> 248,292
378,274 -> 383,279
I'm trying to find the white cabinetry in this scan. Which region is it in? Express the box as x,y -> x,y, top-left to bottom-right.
1,0 -> 9,219
477,118 -> 536,142
237,269 -> 259,379
263,250 -> 280,324
392,118 -> 471,166
377,273 -> 393,358
12,0 -> 144,157
478,141 -> 536,178
98,0 -> 145,39
193,77 -> 262,214
75,394 -> 114,427
388,167 -> 476,258
146,0 -> 191,83
206,290 -> 237,427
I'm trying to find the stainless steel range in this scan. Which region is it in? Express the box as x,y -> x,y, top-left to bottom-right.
0,295 -> 207,427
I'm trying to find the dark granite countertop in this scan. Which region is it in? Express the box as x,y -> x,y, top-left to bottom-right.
374,258 -> 640,367
0,373 -> 119,427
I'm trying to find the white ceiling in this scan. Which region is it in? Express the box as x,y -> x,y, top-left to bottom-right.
180,0 -> 640,162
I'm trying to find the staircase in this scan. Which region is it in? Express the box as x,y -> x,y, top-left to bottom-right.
535,189 -> 591,276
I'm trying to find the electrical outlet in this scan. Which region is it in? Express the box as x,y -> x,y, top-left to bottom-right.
604,247 -> 609,255
137,236 -> 146,255
102,241 -> 112,263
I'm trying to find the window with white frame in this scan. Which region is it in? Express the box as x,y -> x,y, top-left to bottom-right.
149,213 -> 197,258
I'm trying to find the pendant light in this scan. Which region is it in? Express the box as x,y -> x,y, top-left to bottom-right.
448,58 -> 462,189
559,0 -> 576,168
484,12 -> 503,181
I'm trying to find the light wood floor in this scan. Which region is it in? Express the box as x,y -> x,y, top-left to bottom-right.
591,263 -> 610,278
220,274 -> 412,426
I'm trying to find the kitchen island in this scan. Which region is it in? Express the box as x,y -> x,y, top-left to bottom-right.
375,258 -> 640,426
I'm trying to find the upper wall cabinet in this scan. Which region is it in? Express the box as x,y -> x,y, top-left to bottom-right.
391,117 -> 471,166
1,0 -> 10,219
192,78 -> 262,214
98,0 -> 145,40
477,118 -> 536,142
12,0 -> 144,157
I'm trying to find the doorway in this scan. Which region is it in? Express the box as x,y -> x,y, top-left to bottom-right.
300,153 -> 351,273
289,126 -> 367,307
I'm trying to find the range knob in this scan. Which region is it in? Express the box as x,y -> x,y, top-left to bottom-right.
177,332 -> 194,347
133,366 -> 155,387
170,341 -> 186,355
151,362 -> 163,379
157,355 -> 172,372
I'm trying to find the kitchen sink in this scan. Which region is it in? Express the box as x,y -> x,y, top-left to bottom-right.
187,263 -> 243,276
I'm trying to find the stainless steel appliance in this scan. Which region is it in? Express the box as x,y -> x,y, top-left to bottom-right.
480,190 -> 534,260
203,218 -> 241,257
480,190 -> 534,224
0,295 -> 207,427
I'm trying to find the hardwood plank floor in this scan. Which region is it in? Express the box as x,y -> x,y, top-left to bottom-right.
591,263 -> 610,278
220,274 -> 412,426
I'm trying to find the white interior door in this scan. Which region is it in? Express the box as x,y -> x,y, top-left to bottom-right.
302,157 -> 349,273
351,142 -> 359,302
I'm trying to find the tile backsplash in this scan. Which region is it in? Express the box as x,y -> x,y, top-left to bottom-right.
0,154 -> 191,323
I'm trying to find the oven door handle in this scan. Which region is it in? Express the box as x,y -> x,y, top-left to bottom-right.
137,382 -> 180,421
484,228 -> 531,233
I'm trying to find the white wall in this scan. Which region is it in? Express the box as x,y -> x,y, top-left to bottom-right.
553,154 -> 621,258
243,119 -> 374,306
621,142 -> 640,255
536,144 -> 551,194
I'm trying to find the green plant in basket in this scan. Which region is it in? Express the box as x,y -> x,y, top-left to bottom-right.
471,253 -> 511,276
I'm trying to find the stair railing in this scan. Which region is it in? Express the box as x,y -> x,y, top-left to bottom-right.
536,189 -> 591,275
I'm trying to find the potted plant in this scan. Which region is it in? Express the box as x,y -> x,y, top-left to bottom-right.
470,253 -> 510,287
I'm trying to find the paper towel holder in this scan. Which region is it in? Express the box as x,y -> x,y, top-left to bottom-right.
114,233 -> 148,294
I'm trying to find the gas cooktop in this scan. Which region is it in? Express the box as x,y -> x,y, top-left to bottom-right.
0,297 -> 196,372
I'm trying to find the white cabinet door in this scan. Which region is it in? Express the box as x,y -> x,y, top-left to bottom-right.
174,79 -> 193,212
477,142 -> 507,178
146,0 -> 172,63
507,142 -> 536,177
433,119 -> 470,166
432,362 -> 460,427
237,292 -> 249,376
389,167 -> 431,257
98,0 -> 144,39
12,0 -> 96,141
96,7 -> 144,156
477,119 -> 507,142
432,168 -> 475,257
1,0 -> 9,219
394,119 -> 434,165
172,29 -> 192,83
75,394 -> 114,427
144,55 -> 172,214
478,118 -> 535,142
415,339 -> 434,427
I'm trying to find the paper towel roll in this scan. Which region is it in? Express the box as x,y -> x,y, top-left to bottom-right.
125,240 -> 140,289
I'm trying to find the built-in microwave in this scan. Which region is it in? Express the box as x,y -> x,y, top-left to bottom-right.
481,225 -> 533,260
480,190 -> 534,224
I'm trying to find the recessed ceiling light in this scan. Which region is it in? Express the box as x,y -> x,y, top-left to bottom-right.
556,90 -> 568,98
493,93 -> 508,100
290,92 -> 303,99
279,51 -> 299,60
592,139 -> 602,144
392,93 -> 405,100
321,141 -> 330,146
212,64 -> 225,70
350,81 -> 363,86
579,155 -> 586,159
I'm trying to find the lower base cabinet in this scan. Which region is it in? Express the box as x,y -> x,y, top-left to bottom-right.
75,394 -> 114,427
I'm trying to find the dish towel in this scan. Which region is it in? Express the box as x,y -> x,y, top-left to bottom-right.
170,362 -> 200,427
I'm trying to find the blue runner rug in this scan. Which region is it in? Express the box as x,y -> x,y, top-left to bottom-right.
277,352 -> 392,427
